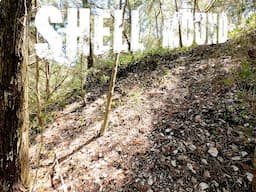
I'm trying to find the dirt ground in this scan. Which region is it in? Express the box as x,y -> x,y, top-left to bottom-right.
30,43 -> 255,192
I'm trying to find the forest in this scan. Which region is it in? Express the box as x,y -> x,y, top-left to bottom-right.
0,0 -> 256,191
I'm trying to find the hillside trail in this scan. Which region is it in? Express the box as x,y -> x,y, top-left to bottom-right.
30,43 -> 255,192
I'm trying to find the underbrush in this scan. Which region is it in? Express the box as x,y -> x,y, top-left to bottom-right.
220,55 -> 256,139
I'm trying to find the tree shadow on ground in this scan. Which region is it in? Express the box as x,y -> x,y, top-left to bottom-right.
102,46 -> 254,192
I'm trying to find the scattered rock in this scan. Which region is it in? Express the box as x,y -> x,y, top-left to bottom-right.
178,155 -> 188,161
231,156 -> 241,161
187,163 -> 196,174
188,144 -> 197,151
165,128 -> 171,133
203,170 -> 211,179
208,147 -> 218,157
246,172 -> 254,182
148,177 -> 154,185
191,177 -> 197,184
201,159 -> 208,165
171,160 -> 177,167
240,151 -> 248,157
198,182 -> 209,191
195,115 -> 202,123
231,165 -> 239,172
173,149 -> 178,155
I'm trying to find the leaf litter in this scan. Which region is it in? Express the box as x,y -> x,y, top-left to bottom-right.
30,42 -> 255,192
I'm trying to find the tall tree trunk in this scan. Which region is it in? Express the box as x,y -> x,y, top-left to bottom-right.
82,0 -> 94,68
193,0 -> 197,44
159,0 -> 164,47
0,0 -> 31,191
87,39 -> 94,68
126,0 -> 132,52
174,0 -> 183,47
193,0 -> 197,18
203,0 -> 217,12
121,0 -> 131,53
45,60 -> 50,101
35,0 -> 43,127
100,53 -> 120,136
154,8 -> 161,45
80,55 -> 86,105
100,0 -> 128,136
31,1 -> 43,190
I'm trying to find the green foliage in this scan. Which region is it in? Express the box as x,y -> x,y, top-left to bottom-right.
239,60 -> 256,80
162,68 -> 170,76
30,116 -> 40,134
245,12 -> 256,26
231,59 -> 256,135
228,28 -> 243,38
128,90 -> 142,104
117,98 -> 125,106
111,101 -> 117,108
103,47 -> 170,69
30,110 -> 55,136
119,53 -> 134,66
105,58 -> 115,69
238,59 -> 256,87
100,74 -> 110,84
223,76 -> 235,86
228,12 -> 256,38
210,128 -> 218,136
145,47 -> 171,56
244,126 -> 254,137
79,117 -> 87,125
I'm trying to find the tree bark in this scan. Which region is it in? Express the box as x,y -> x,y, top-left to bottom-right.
35,0 -> 43,128
193,0 -> 197,44
100,53 -> 120,136
126,1 -> 132,52
45,60 -> 50,101
82,0 -> 94,68
203,0 -> 217,13
159,0 -> 164,47
100,0 -> 128,136
0,0 -> 31,191
174,0 -> 183,47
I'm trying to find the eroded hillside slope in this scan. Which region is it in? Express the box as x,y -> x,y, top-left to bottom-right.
30,29 -> 256,192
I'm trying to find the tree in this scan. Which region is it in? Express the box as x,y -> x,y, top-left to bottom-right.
100,0 -> 128,136
82,0 -> 94,68
174,0 -> 183,47
0,0 -> 31,191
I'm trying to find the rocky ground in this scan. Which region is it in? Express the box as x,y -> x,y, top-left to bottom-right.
30,35 -> 256,192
